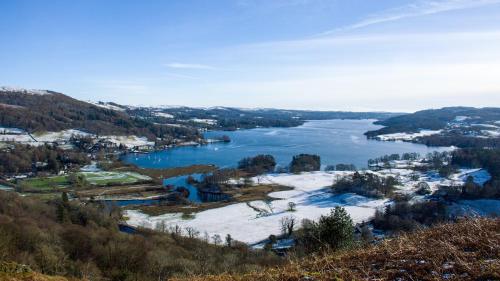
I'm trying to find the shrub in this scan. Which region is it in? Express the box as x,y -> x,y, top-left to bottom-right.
415,182 -> 431,195
297,207 -> 354,252
238,155 -> 276,175
332,172 -> 398,198
373,200 -> 446,232
289,154 -> 320,173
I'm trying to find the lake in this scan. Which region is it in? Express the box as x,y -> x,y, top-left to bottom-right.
123,119 -> 450,170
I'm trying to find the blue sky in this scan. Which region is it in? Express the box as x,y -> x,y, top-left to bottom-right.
1,0 -> 500,111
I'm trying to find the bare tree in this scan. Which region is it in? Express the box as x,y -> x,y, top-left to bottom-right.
203,231 -> 210,243
155,220 -> 167,233
169,225 -> 182,238
280,216 -> 296,236
185,227 -> 200,239
212,234 -> 222,246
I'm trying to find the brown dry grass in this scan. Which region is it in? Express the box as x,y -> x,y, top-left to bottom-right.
0,262 -> 76,281
136,184 -> 292,216
174,218 -> 499,281
0,273 -> 72,281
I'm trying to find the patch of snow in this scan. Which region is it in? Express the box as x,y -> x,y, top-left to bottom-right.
0,86 -> 51,95
153,112 -> 174,118
0,134 -> 34,142
90,101 -> 126,111
376,130 -> 442,141
163,123 -> 186,128
102,135 -> 154,148
80,162 -> 101,172
471,123 -> 499,129
449,168 -> 492,186
448,199 -> 500,217
35,129 -> 92,143
0,127 -> 25,134
454,116 -> 469,122
190,118 -> 217,125
481,130 -> 500,137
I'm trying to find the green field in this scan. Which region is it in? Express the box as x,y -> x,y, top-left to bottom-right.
81,171 -> 152,185
21,176 -> 70,190
20,171 -> 152,190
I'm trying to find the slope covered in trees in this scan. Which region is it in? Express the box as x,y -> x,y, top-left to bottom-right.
366,107 -> 500,136
0,191 -> 281,281
0,88 -> 199,140
365,107 -> 500,148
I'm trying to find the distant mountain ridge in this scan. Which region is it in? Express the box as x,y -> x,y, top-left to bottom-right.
0,87 -> 403,137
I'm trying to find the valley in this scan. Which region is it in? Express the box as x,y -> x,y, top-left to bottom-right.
0,87 -> 499,281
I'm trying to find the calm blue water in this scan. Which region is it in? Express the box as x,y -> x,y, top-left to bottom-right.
123,119 -> 450,170
105,199 -> 159,207
163,174 -> 203,202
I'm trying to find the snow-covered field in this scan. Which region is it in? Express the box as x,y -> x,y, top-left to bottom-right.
125,171 -> 388,244
34,129 -> 91,142
102,135 -> 154,148
125,166 -> 495,244
375,130 -> 442,141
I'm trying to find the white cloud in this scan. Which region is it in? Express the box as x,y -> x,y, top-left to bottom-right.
320,0 -> 500,35
165,63 -> 215,70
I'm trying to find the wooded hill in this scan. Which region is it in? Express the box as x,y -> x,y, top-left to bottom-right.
365,107 -> 500,148
0,88 -> 199,140
0,191 -> 281,281
365,106 -> 500,136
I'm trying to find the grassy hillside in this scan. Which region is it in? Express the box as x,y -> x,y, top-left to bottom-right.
176,218 -> 500,281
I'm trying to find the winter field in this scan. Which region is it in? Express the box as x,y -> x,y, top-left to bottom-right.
125,166 -> 498,245
126,171 -> 387,244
